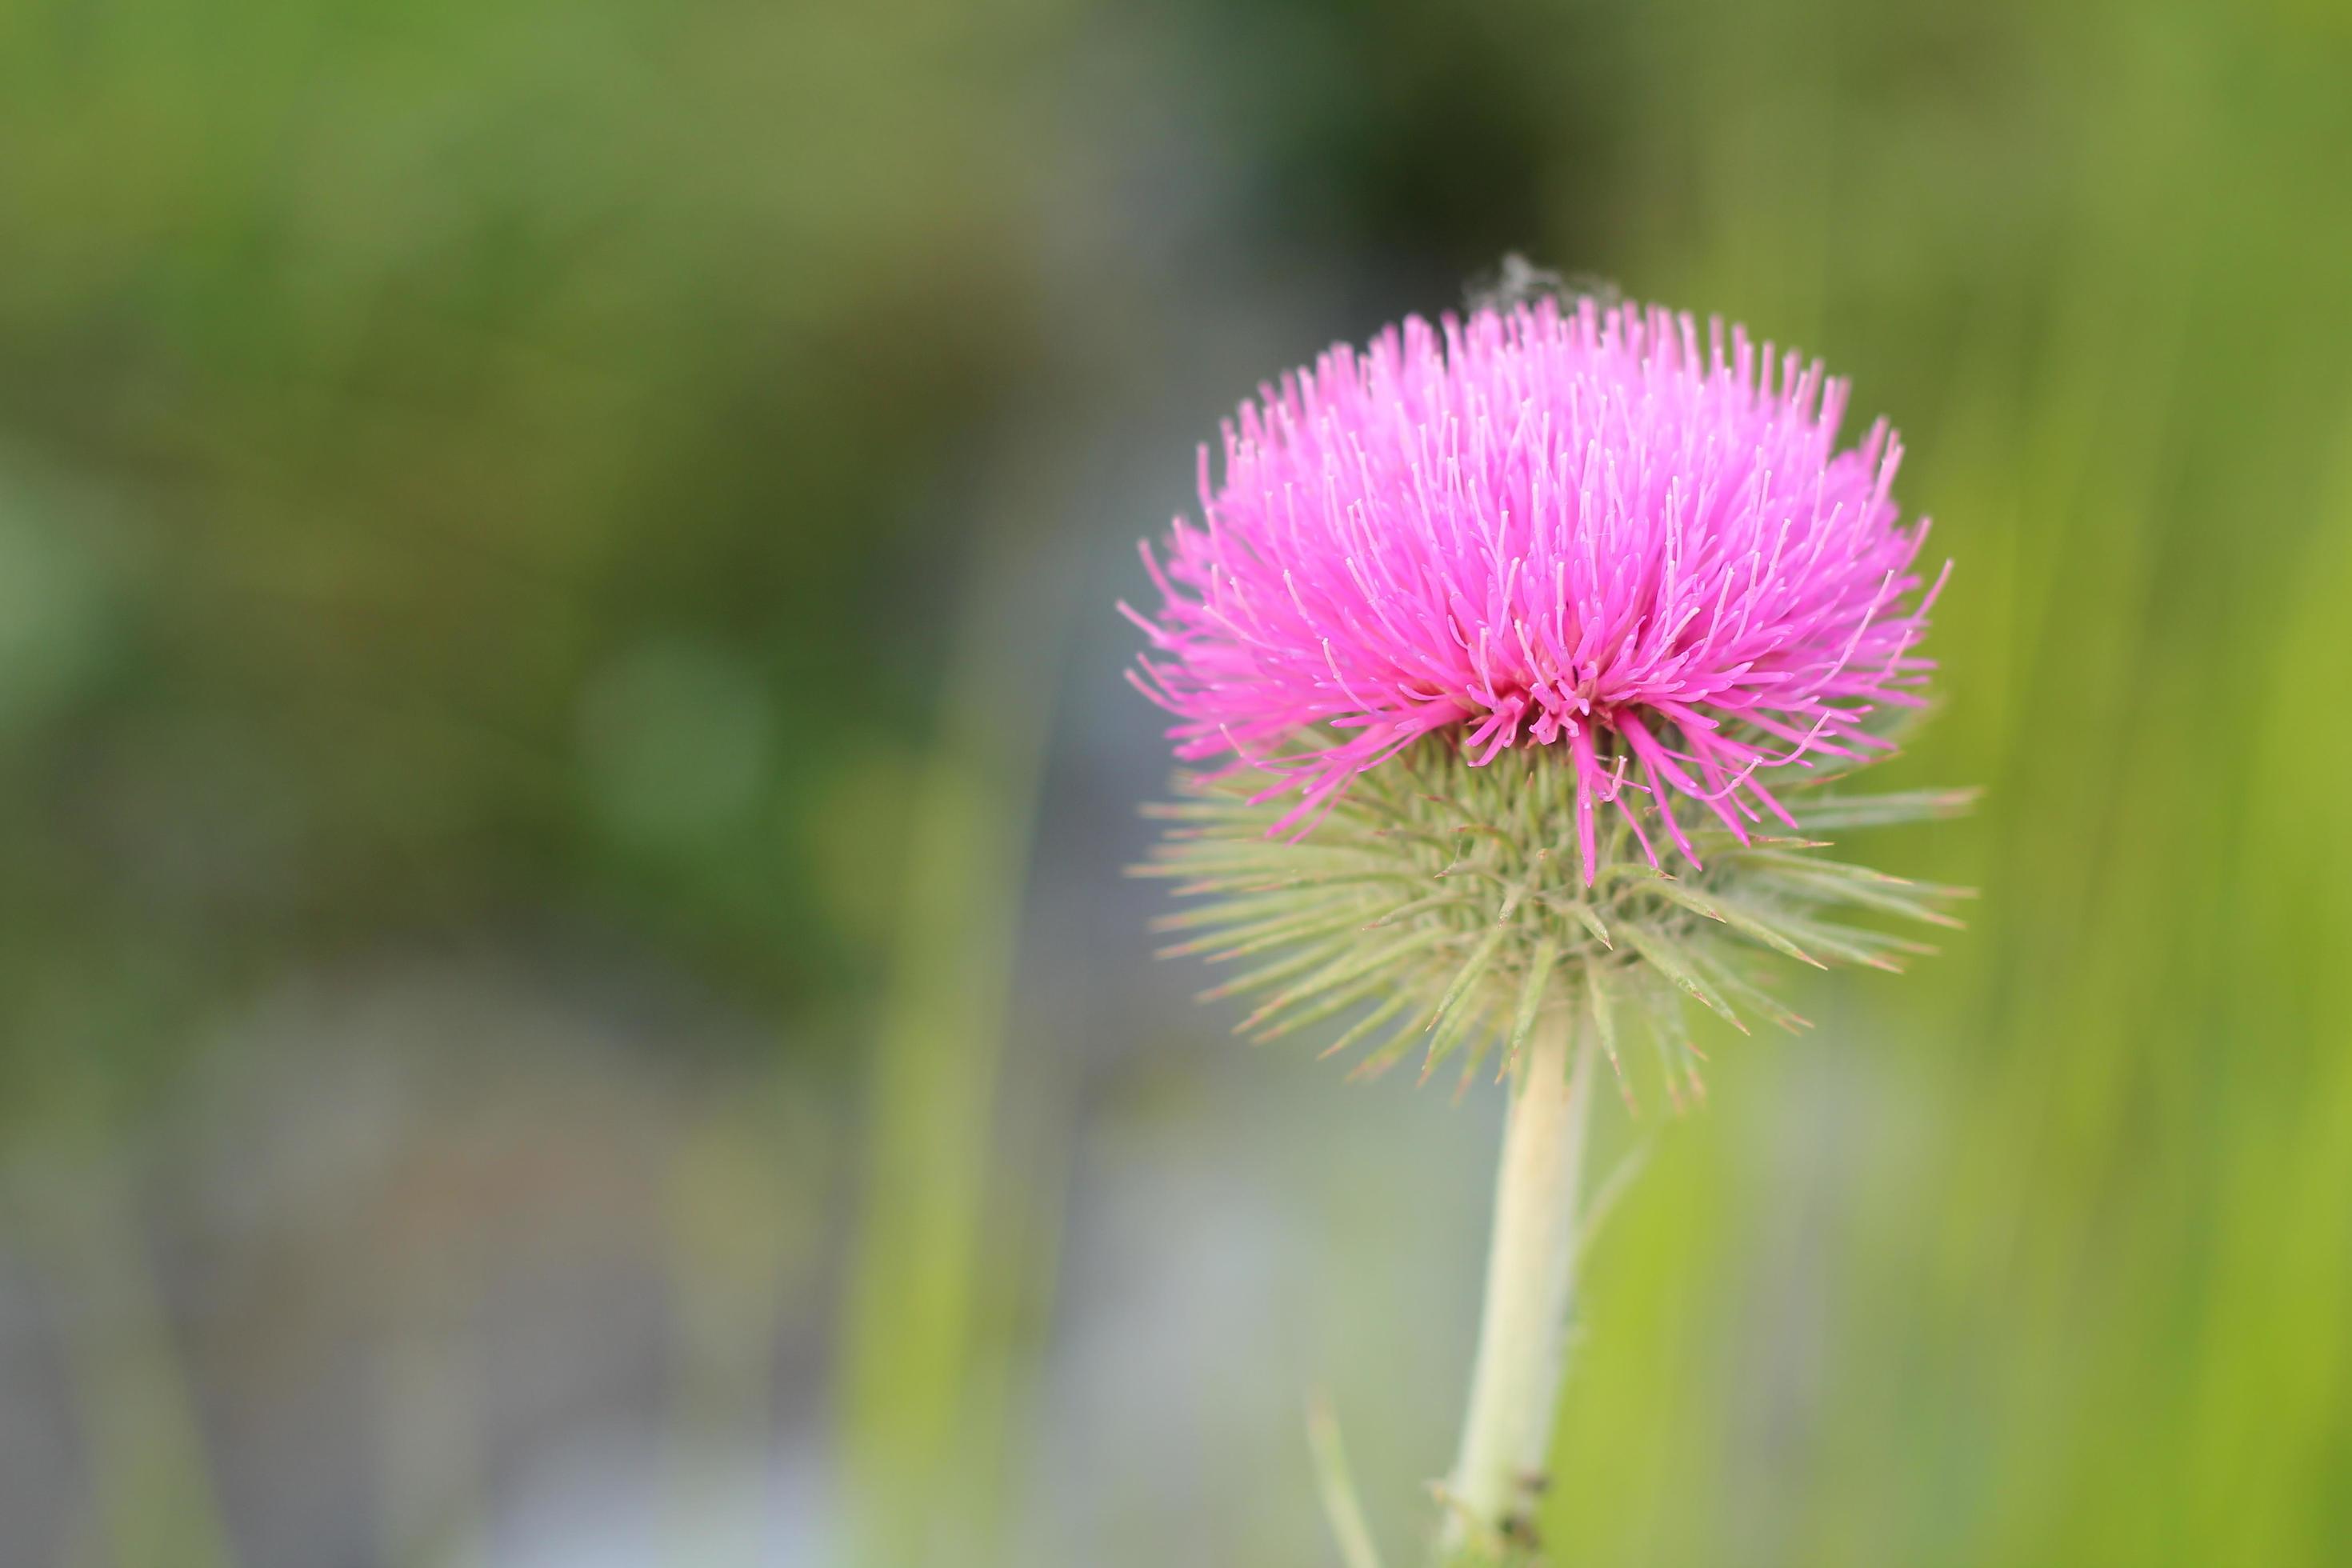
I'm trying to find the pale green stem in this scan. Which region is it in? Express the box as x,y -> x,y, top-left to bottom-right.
1438,1020 -> 1596,1562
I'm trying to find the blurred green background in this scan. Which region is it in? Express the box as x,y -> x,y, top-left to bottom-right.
1,0 -> 2349,1563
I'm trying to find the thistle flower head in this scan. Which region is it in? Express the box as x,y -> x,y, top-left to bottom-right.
1126,287 -> 1970,1097
1125,294 -> 1946,881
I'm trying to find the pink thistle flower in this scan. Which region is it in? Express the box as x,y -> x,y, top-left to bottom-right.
1124,295 -> 1946,883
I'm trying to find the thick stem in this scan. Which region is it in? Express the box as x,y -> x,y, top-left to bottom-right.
1439,1021 -> 1596,1562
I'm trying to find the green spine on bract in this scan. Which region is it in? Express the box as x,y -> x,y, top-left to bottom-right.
1135,734 -> 1974,1104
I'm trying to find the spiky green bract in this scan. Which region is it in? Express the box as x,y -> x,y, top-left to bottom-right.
1137,737 -> 1972,1103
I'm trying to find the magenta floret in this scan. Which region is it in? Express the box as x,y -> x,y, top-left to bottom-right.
1125,296 -> 1944,882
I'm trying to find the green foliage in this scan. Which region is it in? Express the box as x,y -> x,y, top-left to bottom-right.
1138,736 -> 1972,1105
0,0 -> 1071,1122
